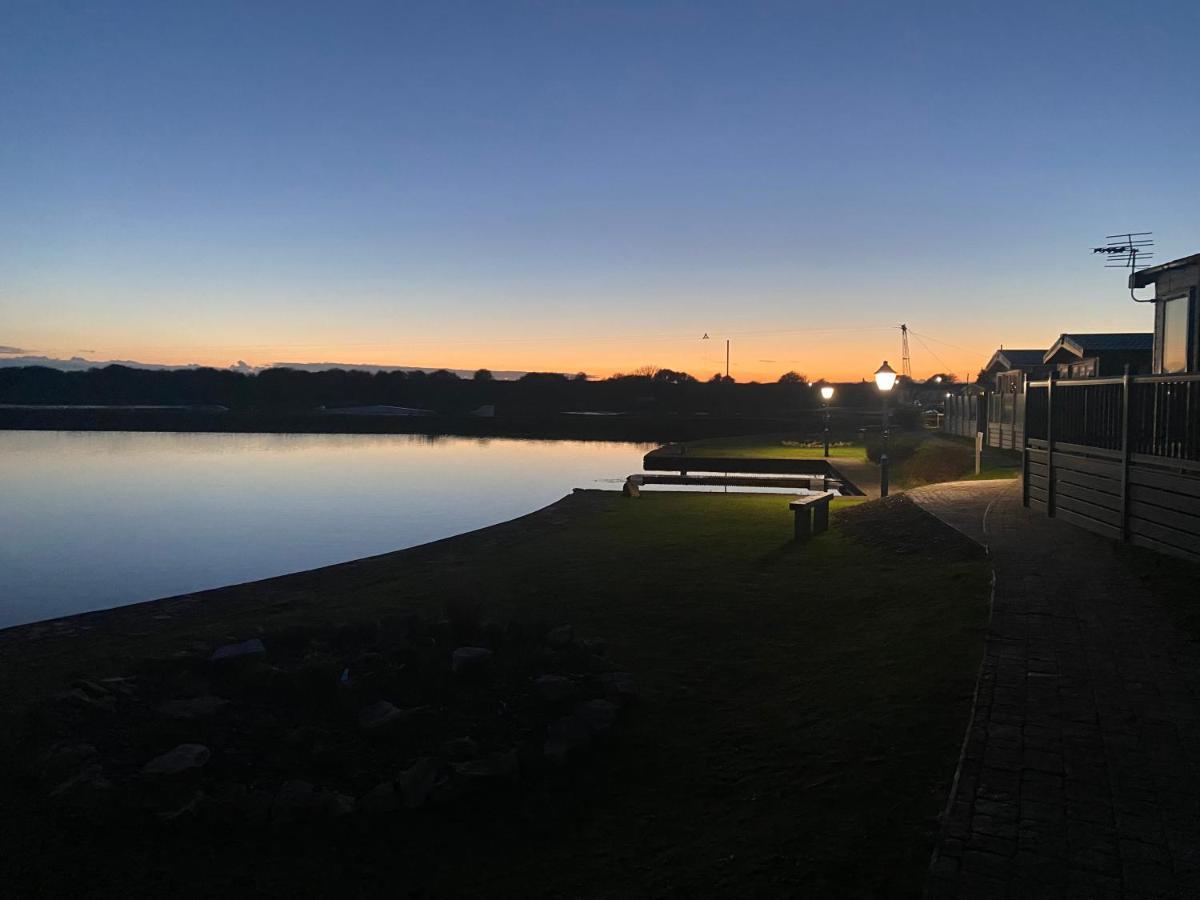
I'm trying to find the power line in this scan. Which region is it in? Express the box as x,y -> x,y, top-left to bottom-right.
909,331 -> 951,375
904,329 -> 988,359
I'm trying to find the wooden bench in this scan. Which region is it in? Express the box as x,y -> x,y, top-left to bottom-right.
790,491 -> 835,540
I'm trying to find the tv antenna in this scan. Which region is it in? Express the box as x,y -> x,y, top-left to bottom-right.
1093,232 -> 1155,302
1093,232 -> 1153,270
899,324 -> 912,379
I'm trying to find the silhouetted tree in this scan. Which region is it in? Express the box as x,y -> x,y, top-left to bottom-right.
652,368 -> 695,384
473,368 -> 493,381
777,371 -> 807,384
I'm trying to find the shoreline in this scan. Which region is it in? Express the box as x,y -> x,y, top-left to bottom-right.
0,408 -> 809,443
0,492 -> 596,731
0,489 -> 990,897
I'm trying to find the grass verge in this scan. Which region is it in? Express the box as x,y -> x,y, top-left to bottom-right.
648,433 -> 867,459
0,491 -> 989,898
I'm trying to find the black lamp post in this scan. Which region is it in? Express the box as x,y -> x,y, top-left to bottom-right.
819,384 -> 835,457
874,361 -> 897,496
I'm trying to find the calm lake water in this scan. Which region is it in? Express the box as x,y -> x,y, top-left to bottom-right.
0,431 -> 657,629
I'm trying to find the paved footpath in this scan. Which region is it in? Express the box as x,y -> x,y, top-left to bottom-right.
827,457 -> 882,499
908,480 -> 1200,899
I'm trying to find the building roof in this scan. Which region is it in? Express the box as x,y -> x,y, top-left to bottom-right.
1129,253 -> 1200,289
1043,333 -> 1153,363
986,348 -> 1046,370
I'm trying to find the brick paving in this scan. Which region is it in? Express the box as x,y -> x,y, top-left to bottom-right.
909,480 -> 1200,899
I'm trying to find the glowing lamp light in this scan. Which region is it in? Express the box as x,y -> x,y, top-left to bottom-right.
874,361 -> 898,392
934,375 -> 943,383
820,385 -> 835,401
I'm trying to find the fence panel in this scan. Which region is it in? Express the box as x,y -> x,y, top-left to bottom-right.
1023,372 -> 1200,561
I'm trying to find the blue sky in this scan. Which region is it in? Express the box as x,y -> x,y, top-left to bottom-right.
2,0 -> 1197,380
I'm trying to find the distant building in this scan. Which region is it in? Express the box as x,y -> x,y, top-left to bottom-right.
980,348 -> 1049,392
1129,253 -> 1200,374
1041,333 -> 1152,379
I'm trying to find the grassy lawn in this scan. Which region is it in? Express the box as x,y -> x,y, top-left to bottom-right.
0,492 -> 989,898
881,434 -> 1022,488
653,431 -> 1023,490
648,433 -> 867,459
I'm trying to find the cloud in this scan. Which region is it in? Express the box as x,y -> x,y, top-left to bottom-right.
77,348 -> 96,354
0,345 -> 29,354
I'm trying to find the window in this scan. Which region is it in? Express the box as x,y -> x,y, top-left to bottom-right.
1161,294 -> 1191,374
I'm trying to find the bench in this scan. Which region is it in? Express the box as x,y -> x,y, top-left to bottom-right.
789,491 -> 835,540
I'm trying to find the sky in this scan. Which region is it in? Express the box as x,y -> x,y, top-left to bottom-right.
2,0 -> 1198,383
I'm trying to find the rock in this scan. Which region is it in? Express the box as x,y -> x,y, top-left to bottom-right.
285,724 -> 322,748
452,750 -> 519,782
598,671 -> 638,705
35,742 -> 98,779
358,700 -> 406,732
210,639 -> 265,663
398,757 -> 442,809
345,651 -> 391,691
57,686 -> 115,713
321,790 -> 356,819
533,674 -> 576,703
157,788 -> 205,822
481,621 -> 506,647
544,714 -> 591,765
547,625 -> 574,648
49,764 -> 112,806
574,699 -> 618,736
272,779 -> 318,822
451,646 -> 492,675
357,781 -> 399,815
442,737 -> 479,762
99,676 -> 138,696
157,695 -> 229,720
235,787 -> 275,824
71,679 -> 112,698
142,743 -> 211,778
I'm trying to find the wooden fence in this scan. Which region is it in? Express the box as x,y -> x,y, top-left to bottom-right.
943,391 -> 1026,449
1023,371 -> 1200,561
944,394 -> 980,438
986,390 -> 1026,450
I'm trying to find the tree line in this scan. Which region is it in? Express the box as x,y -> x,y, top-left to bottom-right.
0,364 -> 944,418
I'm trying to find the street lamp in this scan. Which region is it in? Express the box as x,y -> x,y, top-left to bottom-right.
819,384 -> 835,457
874,361 -> 897,497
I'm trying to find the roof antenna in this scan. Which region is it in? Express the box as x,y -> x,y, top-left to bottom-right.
1092,232 -> 1155,302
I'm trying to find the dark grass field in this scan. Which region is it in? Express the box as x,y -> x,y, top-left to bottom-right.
0,491 -> 990,898
653,431 -> 1022,490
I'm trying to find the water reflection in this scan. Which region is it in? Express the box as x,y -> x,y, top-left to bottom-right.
0,431 -> 653,629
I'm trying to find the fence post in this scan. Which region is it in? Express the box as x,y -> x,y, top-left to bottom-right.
1046,372 -> 1056,517
1120,365 -> 1132,542
1021,377 -> 1030,507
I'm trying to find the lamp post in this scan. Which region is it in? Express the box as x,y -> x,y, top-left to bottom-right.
819,384 -> 835,457
874,361 -> 897,497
